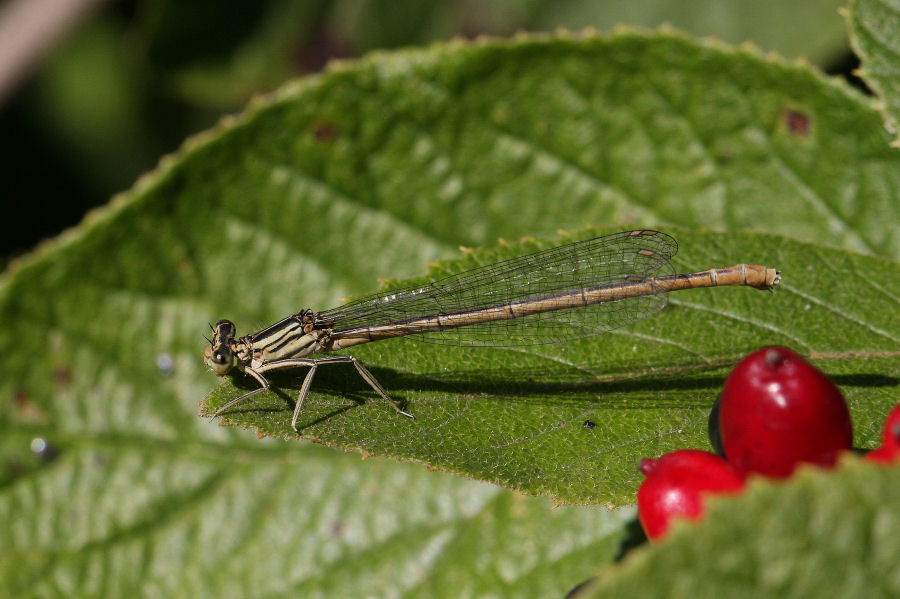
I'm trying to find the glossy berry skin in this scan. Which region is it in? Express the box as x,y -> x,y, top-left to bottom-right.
865,403 -> 900,465
719,346 -> 853,479
637,449 -> 744,541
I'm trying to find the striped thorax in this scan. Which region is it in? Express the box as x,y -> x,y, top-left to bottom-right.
205,310 -> 328,376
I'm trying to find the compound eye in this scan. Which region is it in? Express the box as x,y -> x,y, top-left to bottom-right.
207,345 -> 234,375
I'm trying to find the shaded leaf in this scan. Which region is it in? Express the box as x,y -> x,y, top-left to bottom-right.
203,229 -> 900,505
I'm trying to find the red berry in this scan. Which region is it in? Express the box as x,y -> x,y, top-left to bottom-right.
878,403 -> 900,448
865,403 -> 900,465
865,445 -> 897,464
637,449 -> 744,541
719,346 -> 853,479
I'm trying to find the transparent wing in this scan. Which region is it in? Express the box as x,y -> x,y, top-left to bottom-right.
316,230 -> 678,347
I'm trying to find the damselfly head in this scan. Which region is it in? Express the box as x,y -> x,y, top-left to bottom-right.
205,319 -> 237,375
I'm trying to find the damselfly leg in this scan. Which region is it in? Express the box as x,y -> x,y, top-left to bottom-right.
213,356 -> 413,431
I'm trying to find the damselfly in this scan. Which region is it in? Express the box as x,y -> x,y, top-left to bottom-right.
205,230 -> 780,430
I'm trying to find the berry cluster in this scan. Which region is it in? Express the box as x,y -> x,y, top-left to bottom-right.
637,346 -> 899,541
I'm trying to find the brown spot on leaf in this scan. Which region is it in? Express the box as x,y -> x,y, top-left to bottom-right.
12,390 -> 49,424
53,365 -> 72,385
783,110 -> 810,135
13,390 -> 29,408
313,122 -> 338,142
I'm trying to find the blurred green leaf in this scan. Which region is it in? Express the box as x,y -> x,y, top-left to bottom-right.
0,437 -> 634,597
34,17 -> 152,195
152,0 -> 850,108
527,0 -> 849,65
577,459 -> 900,599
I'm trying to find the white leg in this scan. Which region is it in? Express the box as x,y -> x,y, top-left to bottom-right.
216,358 -> 317,419
213,367 -> 271,417
302,355 -> 413,419
218,356 -> 413,430
291,363 -> 318,431
348,356 -> 413,418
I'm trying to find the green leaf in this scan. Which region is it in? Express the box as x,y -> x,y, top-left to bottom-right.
577,458 -> 900,599
0,436 -> 632,597
529,1 -> 850,66
203,229 -> 900,505
3,30 -> 900,594
846,0 -> 900,146
159,0 -> 850,108
35,17 -> 153,195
